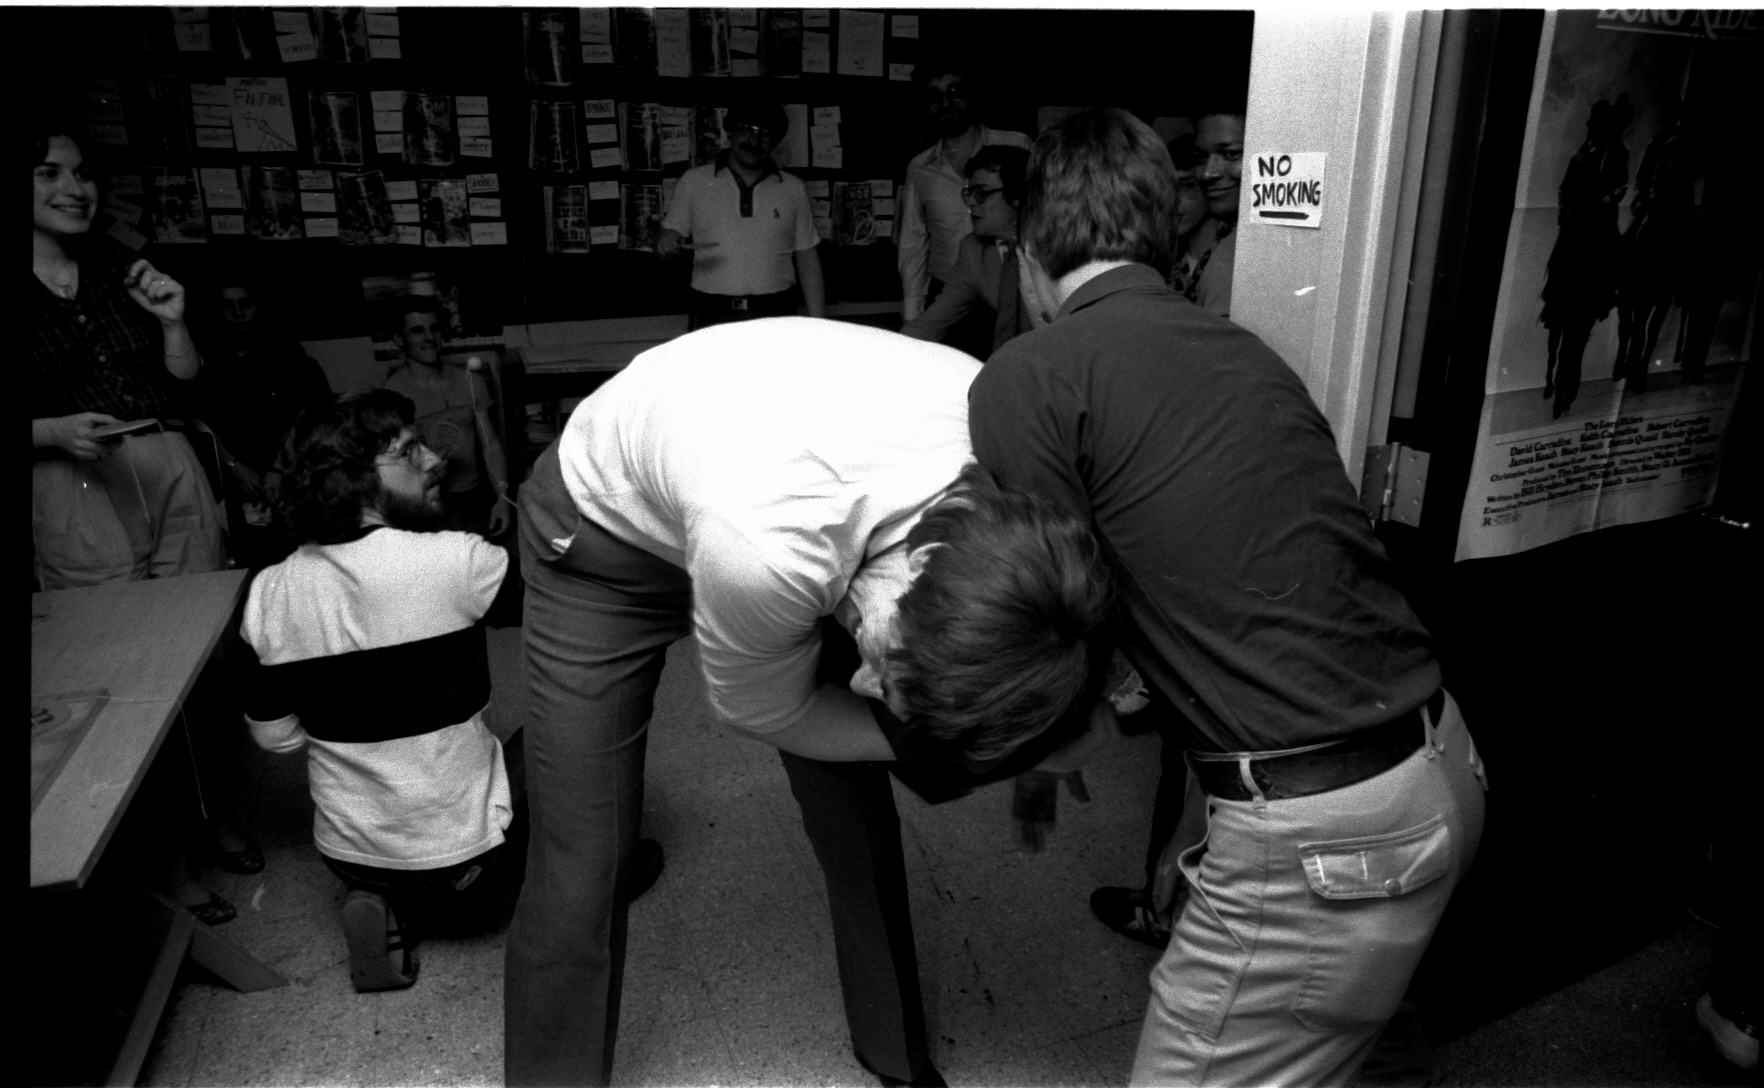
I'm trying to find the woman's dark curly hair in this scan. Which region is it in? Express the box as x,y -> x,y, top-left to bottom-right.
886,463 -> 1115,781
272,389 -> 414,545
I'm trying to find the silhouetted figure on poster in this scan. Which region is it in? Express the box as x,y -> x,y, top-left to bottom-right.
1671,124 -> 1749,385
1540,95 -> 1631,418
1612,107 -> 1696,392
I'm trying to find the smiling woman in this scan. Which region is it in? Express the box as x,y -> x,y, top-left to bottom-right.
28,119 -> 227,589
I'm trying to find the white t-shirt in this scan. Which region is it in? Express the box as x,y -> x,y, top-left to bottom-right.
557,317 -> 981,734
661,160 -> 819,296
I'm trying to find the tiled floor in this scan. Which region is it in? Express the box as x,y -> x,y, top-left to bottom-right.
141,629 -> 1167,1087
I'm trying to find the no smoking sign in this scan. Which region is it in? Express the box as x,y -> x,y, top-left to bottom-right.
1249,152 -> 1326,228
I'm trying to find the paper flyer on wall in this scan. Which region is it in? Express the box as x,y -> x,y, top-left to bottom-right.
1453,11 -> 1757,562
403,93 -> 455,166
525,10 -> 574,86
544,184 -> 591,254
832,181 -> 876,246
619,101 -> 662,172
309,90 -> 365,165
148,171 -> 207,243
654,9 -> 689,77
245,165 -> 305,239
337,171 -> 397,244
529,100 -> 581,172
619,183 -> 663,251
836,9 -> 885,78
421,178 -> 472,247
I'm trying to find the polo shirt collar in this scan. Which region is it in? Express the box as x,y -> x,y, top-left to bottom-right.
714,149 -> 780,183
1057,263 -> 1167,321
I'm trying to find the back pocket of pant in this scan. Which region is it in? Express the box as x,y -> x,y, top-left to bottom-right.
1292,816 -> 1454,1030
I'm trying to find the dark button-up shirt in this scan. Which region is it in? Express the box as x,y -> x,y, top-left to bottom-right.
970,264 -> 1439,752
30,249 -> 180,421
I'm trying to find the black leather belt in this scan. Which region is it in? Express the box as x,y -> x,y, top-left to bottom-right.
1188,689 -> 1447,802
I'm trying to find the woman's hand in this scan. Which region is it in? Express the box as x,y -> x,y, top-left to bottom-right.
33,412 -> 122,460
123,260 -> 187,325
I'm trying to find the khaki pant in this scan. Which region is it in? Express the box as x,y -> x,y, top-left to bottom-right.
32,430 -> 228,590
1132,693 -> 1487,1087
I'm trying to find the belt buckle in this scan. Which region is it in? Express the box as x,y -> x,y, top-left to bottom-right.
730,297 -> 749,311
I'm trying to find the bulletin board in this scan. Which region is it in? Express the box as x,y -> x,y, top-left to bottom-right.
32,7 -> 1252,342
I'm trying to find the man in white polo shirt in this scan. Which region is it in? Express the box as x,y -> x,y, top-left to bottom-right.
657,102 -> 825,330
503,317 -> 1116,1087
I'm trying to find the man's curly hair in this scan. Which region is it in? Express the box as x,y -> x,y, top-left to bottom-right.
272,389 -> 414,545
887,464 -> 1115,781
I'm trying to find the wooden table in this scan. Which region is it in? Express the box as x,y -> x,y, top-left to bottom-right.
30,570 -> 287,1086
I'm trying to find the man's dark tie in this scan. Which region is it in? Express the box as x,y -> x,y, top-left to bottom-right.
992,244 -> 1021,355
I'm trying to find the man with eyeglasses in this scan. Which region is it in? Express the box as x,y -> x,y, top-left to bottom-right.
381,295 -> 513,538
657,101 -> 825,329
897,68 -> 1033,324
899,145 -> 1044,357
239,390 -> 655,994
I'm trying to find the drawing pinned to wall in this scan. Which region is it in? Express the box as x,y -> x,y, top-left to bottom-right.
229,77 -> 298,154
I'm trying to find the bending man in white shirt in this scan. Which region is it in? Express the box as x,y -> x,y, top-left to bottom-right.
503,317 -> 1115,1087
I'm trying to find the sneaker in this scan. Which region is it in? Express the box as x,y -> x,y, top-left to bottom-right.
1698,992 -> 1760,1071
342,890 -> 418,993
1090,886 -> 1171,949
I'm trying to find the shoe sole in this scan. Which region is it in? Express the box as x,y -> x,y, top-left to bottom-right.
342,893 -> 417,993
1698,994 -> 1760,1070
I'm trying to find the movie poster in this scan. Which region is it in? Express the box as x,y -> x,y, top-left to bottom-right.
833,181 -> 877,246
421,178 -> 471,247
524,10 -> 574,86
619,182 -> 663,251
149,170 -> 207,243
619,101 -> 662,171
544,184 -> 590,253
337,170 -> 397,244
1454,10 -> 1759,561
613,7 -> 656,72
761,9 -> 803,78
245,165 -> 304,240
403,92 -> 455,167
689,8 -> 731,77
691,106 -> 729,165
309,91 -> 365,166
316,7 -> 370,63
528,99 -> 580,172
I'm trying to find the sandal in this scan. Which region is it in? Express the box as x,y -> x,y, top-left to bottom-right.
342,890 -> 418,992
214,838 -> 265,875
185,890 -> 237,927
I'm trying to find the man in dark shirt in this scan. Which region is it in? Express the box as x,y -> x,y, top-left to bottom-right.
969,108 -> 1488,1086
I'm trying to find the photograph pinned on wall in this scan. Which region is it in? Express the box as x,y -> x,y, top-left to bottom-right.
148,170 -> 208,243
619,182 -> 663,251
691,106 -> 729,165
316,7 -> 371,63
761,9 -> 802,77
528,99 -> 580,172
612,7 -> 656,72
689,8 -> 731,76
544,185 -> 591,254
245,165 -> 305,240
403,92 -> 455,166
524,10 -> 575,86
619,101 -> 662,171
337,170 -> 398,244
833,181 -> 877,246
420,178 -> 472,247
309,90 -> 365,166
